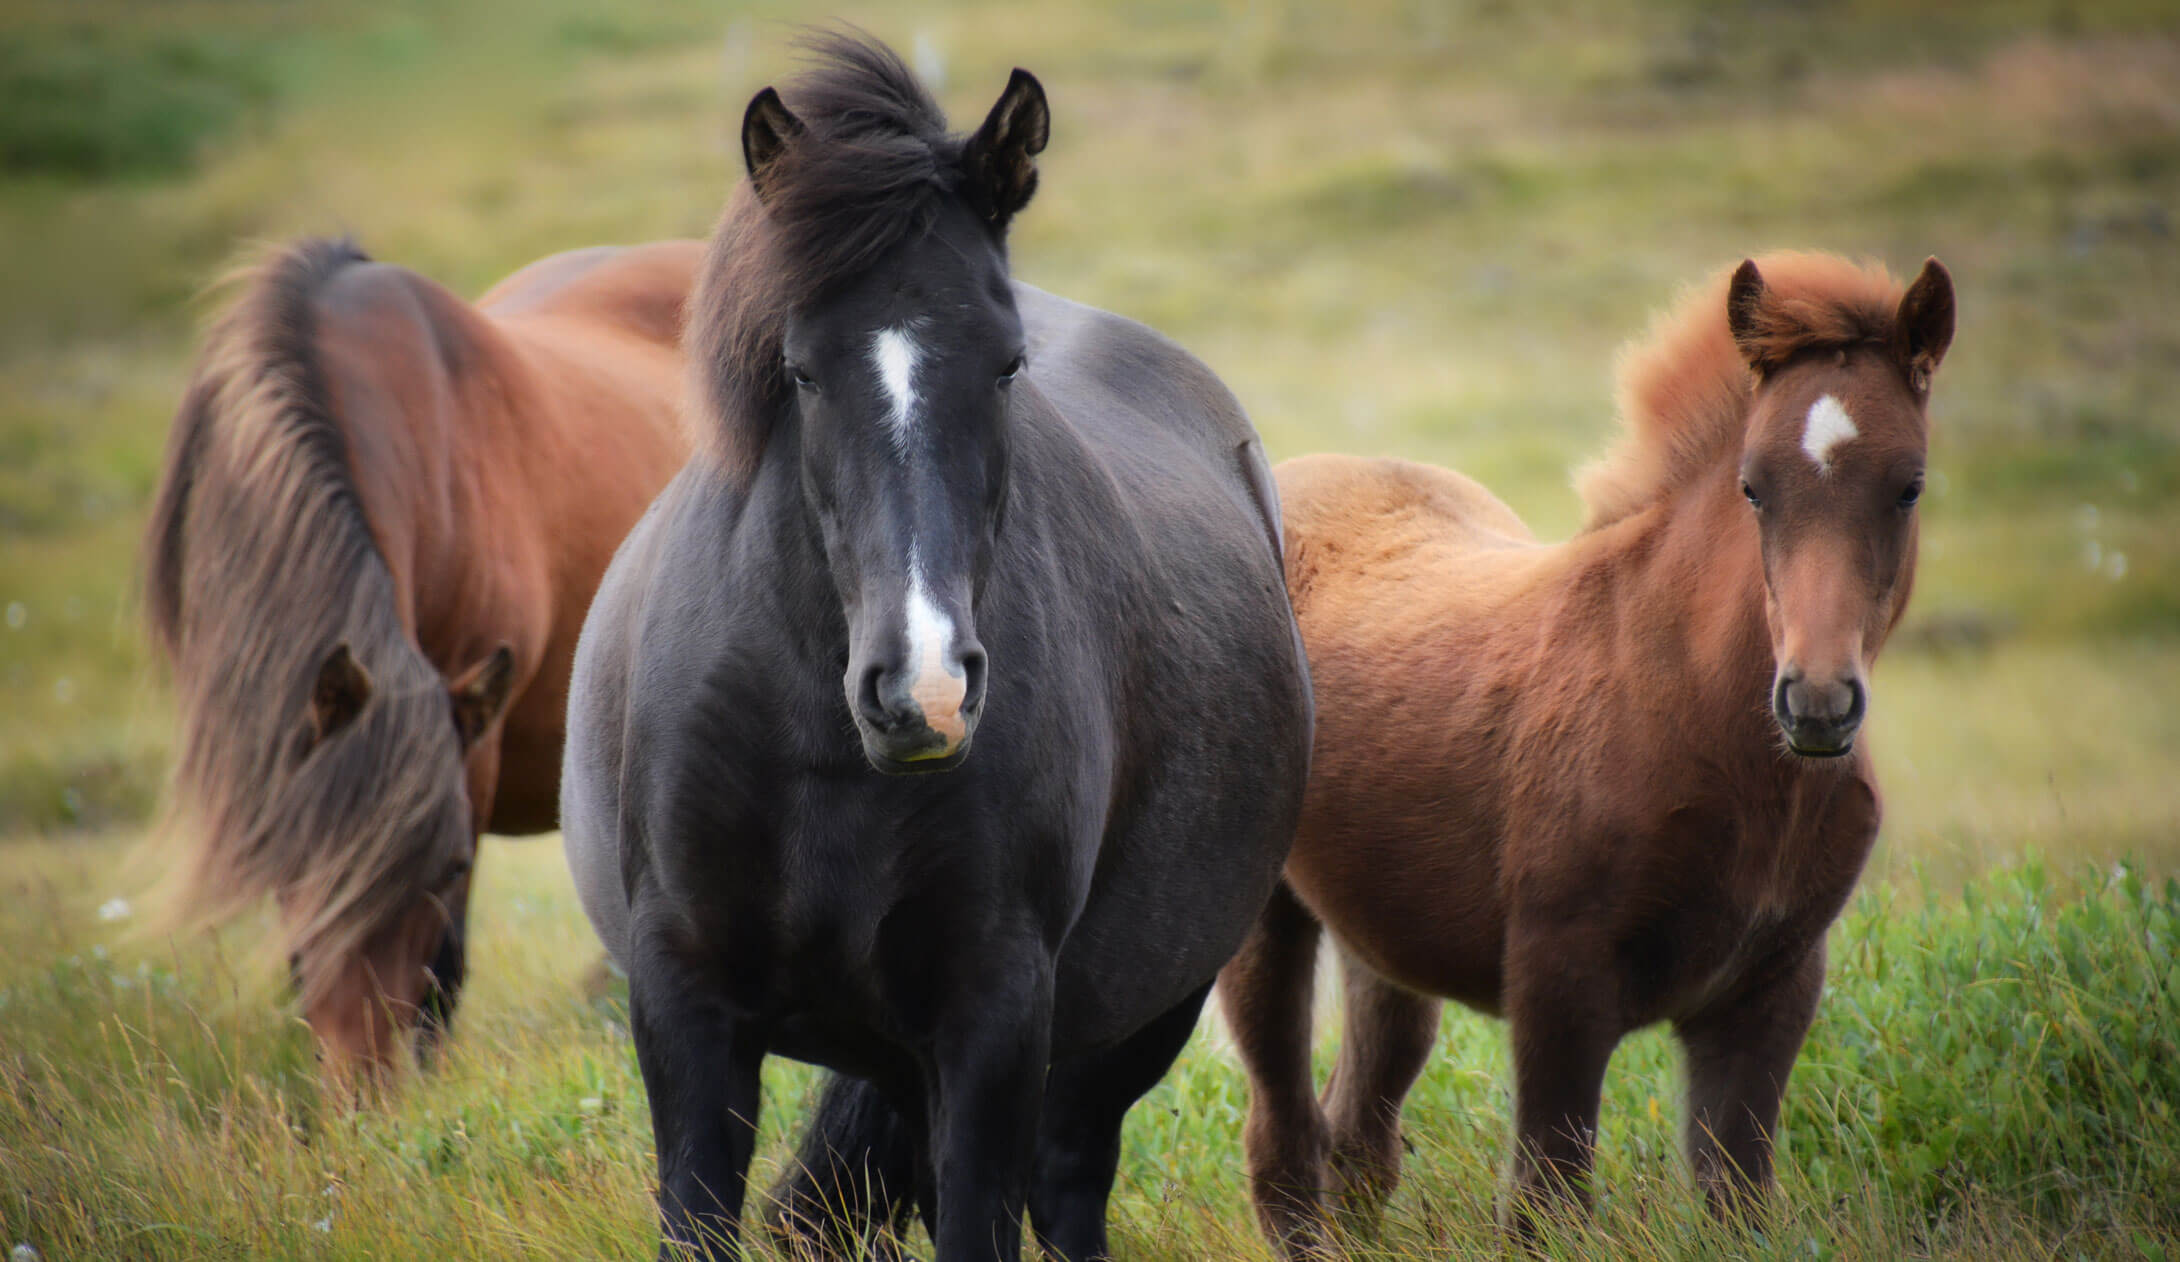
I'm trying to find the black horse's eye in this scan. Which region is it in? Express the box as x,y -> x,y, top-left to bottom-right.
1897,478 -> 1924,509
787,362 -> 817,391
1742,481 -> 1763,510
998,354 -> 1025,385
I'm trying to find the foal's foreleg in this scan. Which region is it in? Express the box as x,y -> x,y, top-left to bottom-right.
1322,949 -> 1441,1229
1502,936 -> 1619,1242
1216,881 -> 1331,1260
1676,944 -> 1824,1219
927,951 -> 1054,1262
629,942 -> 764,1260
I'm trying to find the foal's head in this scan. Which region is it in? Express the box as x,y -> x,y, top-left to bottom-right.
704,38 -> 1048,773
1728,257 -> 1954,758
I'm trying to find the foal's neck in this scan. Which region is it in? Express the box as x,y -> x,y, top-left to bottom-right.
1602,462 -> 1784,758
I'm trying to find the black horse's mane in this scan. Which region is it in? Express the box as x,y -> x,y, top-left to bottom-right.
689,31 -> 974,476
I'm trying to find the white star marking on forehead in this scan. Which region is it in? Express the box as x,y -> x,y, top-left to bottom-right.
1801,394 -> 1859,474
871,326 -> 922,457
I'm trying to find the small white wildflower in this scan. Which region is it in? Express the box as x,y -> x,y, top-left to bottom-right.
312,1216 -> 333,1233
3,603 -> 24,630
13,1242 -> 43,1262
2075,503 -> 2100,531
578,1096 -> 603,1113
2083,540 -> 2103,571
97,898 -> 132,923
2107,551 -> 2128,581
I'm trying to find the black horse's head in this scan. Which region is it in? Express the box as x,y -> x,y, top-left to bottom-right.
727,40 -> 1049,774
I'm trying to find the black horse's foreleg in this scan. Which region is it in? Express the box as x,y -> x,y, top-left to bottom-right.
1028,981 -> 1212,1262
766,1072 -> 924,1258
630,946 -> 764,1260
927,952 -> 1053,1262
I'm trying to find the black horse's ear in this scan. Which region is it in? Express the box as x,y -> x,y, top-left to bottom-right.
962,68 -> 1049,231
1726,259 -> 1773,373
448,643 -> 515,750
742,86 -> 805,204
1895,257 -> 1954,394
307,642 -> 372,748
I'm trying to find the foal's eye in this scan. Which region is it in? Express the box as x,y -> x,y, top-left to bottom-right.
1741,481 -> 1763,510
1897,478 -> 1924,509
997,355 -> 1025,385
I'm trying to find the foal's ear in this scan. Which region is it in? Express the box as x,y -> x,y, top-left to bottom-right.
1895,257 -> 1955,394
447,644 -> 515,750
962,68 -> 1049,231
741,86 -> 806,204
307,642 -> 372,748
1725,259 -> 1773,373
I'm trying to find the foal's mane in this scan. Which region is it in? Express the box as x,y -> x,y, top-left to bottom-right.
689,32 -> 969,475
145,237 -> 465,1007
1575,252 -> 1908,530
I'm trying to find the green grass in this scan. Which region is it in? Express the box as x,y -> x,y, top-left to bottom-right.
4,839 -> 2176,1259
1,0 -> 2177,1256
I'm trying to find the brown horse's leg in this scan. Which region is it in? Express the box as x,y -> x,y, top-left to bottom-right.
1501,938 -> 1618,1242
1321,949 -> 1440,1231
1218,881 -> 1331,1260
1676,943 -> 1824,1219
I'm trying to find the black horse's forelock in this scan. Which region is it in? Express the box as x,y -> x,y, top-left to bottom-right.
689,30 -> 984,477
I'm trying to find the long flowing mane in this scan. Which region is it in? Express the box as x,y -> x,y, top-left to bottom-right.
144,238 -> 466,1007
688,32 -> 968,475
1574,252 -> 1908,530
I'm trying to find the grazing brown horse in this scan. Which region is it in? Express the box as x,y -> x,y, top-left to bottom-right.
145,236 -> 699,1085
1219,252 -> 1954,1252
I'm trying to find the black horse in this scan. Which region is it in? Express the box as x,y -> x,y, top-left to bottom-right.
560,36 -> 1312,1262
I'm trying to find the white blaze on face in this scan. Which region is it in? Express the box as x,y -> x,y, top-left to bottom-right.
1801,393 -> 1859,474
872,326 -> 922,458
903,542 -> 966,748
869,325 -> 966,750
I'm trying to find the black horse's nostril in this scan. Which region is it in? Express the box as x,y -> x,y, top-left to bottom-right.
960,647 -> 988,715
856,664 -> 897,732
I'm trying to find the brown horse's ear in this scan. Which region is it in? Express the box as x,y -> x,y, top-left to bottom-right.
1895,257 -> 1955,395
307,642 -> 372,748
962,68 -> 1049,231
741,86 -> 805,204
448,644 -> 515,750
1726,259 -> 1774,373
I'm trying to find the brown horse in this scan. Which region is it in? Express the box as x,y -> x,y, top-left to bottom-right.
144,236 -> 698,1085
1219,252 -> 1954,1252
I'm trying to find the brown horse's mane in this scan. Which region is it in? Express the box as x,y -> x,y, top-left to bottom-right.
689,31 -> 969,476
1575,251 -> 1908,531
144,237 -> 466,1009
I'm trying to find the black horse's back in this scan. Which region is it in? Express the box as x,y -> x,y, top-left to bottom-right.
561,32 -> 1309,1261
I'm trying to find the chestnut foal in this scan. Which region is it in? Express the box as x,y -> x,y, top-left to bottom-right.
1220,253 -> 1954,1252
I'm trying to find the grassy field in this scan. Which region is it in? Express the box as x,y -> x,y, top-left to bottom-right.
2,0 -> 2177,1257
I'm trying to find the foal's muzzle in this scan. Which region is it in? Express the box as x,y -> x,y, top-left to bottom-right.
852,645 -> 988,773
1772,669 -> 1866,758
